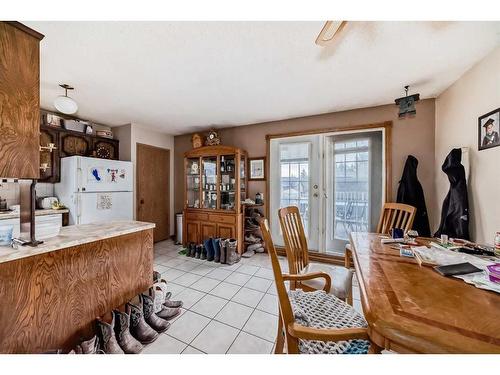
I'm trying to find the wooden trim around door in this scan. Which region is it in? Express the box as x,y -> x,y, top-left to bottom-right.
265,120 -> 393,262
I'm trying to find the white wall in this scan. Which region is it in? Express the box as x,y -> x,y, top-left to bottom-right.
435,47 -> 500,244
115,123 -> 175,236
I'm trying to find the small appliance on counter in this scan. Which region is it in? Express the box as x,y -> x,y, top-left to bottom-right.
37,196 -> 59,210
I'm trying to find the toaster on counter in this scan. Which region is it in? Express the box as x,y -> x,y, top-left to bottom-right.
37,197 -> 59,210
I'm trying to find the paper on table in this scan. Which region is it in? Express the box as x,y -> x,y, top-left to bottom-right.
411,245 -> 500,294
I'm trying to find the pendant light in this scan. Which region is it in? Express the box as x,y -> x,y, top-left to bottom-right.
54,84 -> 78,114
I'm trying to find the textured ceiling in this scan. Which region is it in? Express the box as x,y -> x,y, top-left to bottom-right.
26,21 -> 500,134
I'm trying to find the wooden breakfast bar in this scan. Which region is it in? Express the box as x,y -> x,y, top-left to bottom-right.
0,221 -> 155,353
349,232 -> 500,353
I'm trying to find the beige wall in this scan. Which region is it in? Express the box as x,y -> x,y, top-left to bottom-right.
174,99 -> 436,229
115,123 -> 175,235
435,47 -> 500,244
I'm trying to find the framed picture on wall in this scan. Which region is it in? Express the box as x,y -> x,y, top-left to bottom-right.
248,157 -> 266,180
478,108 -> 500,151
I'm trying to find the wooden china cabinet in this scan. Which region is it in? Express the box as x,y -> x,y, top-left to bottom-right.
183,145 -> 247,254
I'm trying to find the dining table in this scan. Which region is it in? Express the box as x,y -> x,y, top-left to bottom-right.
347,232 -> 500,353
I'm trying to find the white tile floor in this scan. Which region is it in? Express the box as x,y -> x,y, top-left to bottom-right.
144,239 -> 362,354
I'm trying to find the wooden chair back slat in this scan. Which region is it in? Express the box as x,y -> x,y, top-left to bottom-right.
376,203 -> 416,235
278,206 -> 309,275
260,219 -> 300,353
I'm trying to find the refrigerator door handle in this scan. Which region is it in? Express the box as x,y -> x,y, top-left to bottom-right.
77,194 -> 82,221
77,167 -> 83,192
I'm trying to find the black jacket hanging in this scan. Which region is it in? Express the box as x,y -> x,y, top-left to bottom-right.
396,155 -> 431,237
434,148 -> 470,240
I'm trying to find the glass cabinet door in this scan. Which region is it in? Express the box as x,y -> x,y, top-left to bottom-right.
240,155 -> 246,202
186,158 -> 201,208
202,156 -> 218,209
219,155 -> 236,211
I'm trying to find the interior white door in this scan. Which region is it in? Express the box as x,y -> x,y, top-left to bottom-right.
269,135 -> 321,250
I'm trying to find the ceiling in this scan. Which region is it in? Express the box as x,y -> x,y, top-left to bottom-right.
26,21 -> 500,135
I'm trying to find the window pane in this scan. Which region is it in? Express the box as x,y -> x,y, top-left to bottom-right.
290,164 -> 299,178
357,140 -> 369,147
281,164 -> 289,178
299,163 -> 308,179
333,141 -> 371,242
279,142 -> 311,237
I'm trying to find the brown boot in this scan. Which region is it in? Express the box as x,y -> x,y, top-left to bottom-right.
113,310 -> 143,354
97,315 -> 124,354
126,301 -> 159,345
73,335 -> 100,354
141,294 -> 170,333
157,305 -> 181,320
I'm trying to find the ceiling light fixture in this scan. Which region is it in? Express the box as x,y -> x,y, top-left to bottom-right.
54,84 -> 78,114
315,21 -> 347,46
395,85 -> 420,119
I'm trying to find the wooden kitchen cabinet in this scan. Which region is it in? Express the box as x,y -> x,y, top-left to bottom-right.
183,145 -> 247,253
0,22 -> 44,179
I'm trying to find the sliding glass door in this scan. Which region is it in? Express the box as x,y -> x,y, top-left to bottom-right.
325,132 -> 383,255
269,129 -> 384,255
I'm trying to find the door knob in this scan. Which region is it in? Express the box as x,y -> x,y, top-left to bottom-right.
140,199 -> 145,204
313,193 -> 319,198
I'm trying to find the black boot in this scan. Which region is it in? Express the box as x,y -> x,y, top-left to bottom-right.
200,245 -> 207,260
186,242 -> 194,257
212,238 -> 221,263
189,243 -> 197,257
195,245 -> 202,259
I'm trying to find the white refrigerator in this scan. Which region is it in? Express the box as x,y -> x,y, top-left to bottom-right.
54,156 -> 133,225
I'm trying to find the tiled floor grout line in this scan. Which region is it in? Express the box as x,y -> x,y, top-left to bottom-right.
153,241 -> 283,354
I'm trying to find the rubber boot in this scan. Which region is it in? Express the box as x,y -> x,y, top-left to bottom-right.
226,238 -> 240,265
205,238 -> 214,261
113,310 -> 143,354
219,238 -> 227,264
200,244 -> 207,260
212,238 -> 221,263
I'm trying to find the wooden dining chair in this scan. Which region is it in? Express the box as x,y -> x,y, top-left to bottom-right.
345,202 -> 417,268
376,202 -> 417,235
260,219 -> 371,354
278,206 -> 353,305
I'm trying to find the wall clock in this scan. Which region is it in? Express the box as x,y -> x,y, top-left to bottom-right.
205,130 -> 220,146
95,143 -> 113,159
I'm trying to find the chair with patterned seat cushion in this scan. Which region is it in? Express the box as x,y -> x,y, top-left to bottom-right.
290,289 -> 370,354
278,206 -> 354,305
259,218 -> 373,354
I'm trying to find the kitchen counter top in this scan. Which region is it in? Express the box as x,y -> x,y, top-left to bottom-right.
0,220 -> 155,264
0,208 -> 69,220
